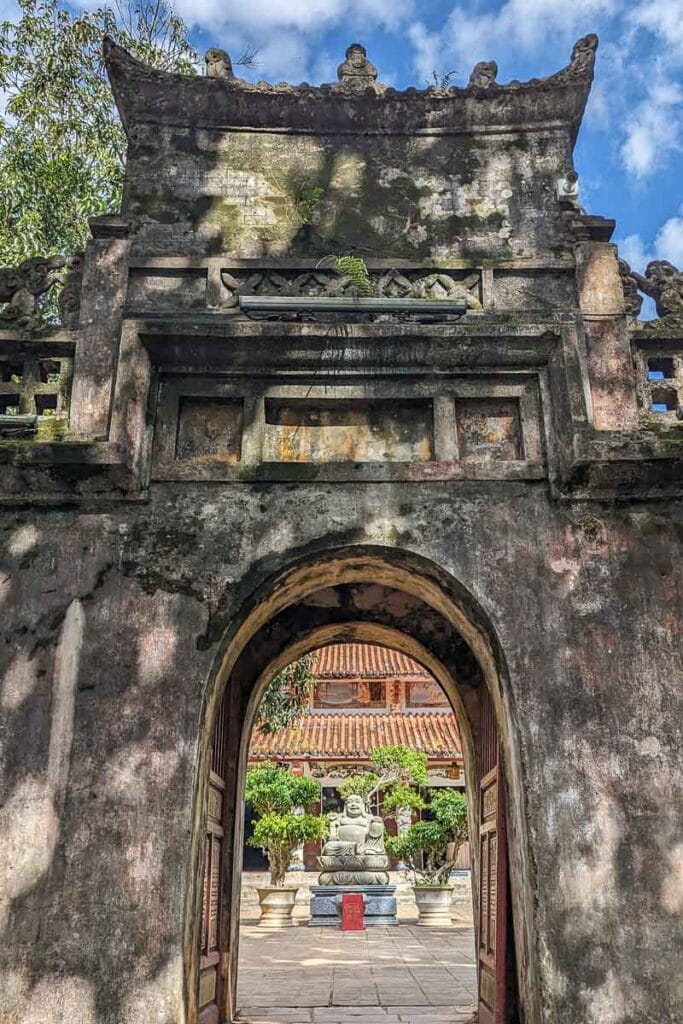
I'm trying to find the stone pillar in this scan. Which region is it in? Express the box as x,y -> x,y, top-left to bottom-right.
69,215 -> 130,438
574,224 -> 639,431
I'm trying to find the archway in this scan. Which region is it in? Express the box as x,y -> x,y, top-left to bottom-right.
187,550 -> 538,1024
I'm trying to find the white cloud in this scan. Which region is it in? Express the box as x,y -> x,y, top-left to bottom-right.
618,205 -> 683,271
171,0 -> 413,82
629,0 -> 683,61
408,0 -> 618,81
619,232 -> 652,272
620,79 -> 683,177
250,30 -> 313,83
654,208 -> 683,266
408,23 -> 445,85
175,0 -> 412,41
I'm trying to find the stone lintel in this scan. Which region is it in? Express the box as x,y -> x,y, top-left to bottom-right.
125,255 -> 577,272
0,331 -> 76,357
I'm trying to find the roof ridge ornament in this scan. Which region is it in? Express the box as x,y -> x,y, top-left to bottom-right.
333,43 -> 386,95
205,48 -> 238,81
103,32 -> 599,140
468,61 -> 498,90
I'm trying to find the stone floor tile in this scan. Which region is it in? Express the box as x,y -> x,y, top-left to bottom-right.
237,1011 -> 313,1023
237,922 -> 477,1024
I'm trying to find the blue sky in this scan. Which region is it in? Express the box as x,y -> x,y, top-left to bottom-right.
3,0 -> 682,277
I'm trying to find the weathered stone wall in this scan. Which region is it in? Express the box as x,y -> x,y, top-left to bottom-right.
1,32 -> 682,1024
1,490 -> 681,1023
123,126 -> 574,261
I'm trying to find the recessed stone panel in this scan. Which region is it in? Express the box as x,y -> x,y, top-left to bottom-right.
492,269 -> 576,312
263,398 -> 434,463
175,397 -> 243,463
456,399 -> 523,461
127,269 -> 207,311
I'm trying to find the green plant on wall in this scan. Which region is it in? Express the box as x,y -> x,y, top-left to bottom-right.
245,762 -> 328,886
296,185 -> 325,225
325,254 -> 376,296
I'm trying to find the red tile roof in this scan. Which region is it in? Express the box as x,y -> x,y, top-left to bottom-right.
312,643 -> 430,679
250,711 -> 462,760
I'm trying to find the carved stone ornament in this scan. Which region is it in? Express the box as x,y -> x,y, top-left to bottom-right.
0,255 -> 66,331
220,267 -> 482,311
205,48 -> 235,80
468,61 -> 498,89
334,43 -> 386,95
104,35 -> 599,140
550,33 -> 598,83
631,260 -> 683,322
411,272 -> 483,309
618,259 -> 644,318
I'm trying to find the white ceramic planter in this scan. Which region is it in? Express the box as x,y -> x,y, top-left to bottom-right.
413,886 -> 454,927
256,887 -> 298,928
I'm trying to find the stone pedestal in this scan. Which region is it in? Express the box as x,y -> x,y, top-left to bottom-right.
309,885 -> 397,926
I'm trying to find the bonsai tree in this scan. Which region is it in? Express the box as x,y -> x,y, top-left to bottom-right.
386,788 -> 468,886
245,762 -> 328,887
338,745 -> 429,829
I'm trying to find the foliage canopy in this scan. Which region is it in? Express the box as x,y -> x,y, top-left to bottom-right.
386,788 -> 468,885
337,745 -> 428,822
245,762 -> 326,886
244,760 -> 320,817
255,654 -> 316,735
0,0 -> 198,267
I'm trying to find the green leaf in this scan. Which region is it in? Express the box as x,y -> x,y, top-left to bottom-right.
244,762 -> 326,885
0,0 -> 197,269
245,761 -> 321,817
256,653 -> 315,734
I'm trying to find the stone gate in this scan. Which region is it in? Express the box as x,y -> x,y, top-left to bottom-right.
0,32 -> 681,1024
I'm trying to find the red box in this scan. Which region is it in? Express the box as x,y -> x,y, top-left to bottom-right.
340,892 -> 365,930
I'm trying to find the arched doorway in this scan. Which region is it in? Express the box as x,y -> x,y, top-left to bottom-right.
187,550 -> 538,1024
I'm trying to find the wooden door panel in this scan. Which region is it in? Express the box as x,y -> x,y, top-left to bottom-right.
478,687 -> 511,1024
199,698 -> 228,1024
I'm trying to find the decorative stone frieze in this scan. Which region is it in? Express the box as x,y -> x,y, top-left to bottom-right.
218,267 -> 483,311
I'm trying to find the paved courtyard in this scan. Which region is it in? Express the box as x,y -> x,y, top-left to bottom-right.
236,923 -> 478,1024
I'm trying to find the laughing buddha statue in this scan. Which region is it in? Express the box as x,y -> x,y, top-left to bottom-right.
318,794 -> 390,885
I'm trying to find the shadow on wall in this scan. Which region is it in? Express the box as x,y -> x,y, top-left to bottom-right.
0,514 -> 213,1024
0,597 -> 84,931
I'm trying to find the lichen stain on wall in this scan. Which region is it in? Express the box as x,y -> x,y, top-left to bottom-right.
2,968 -> 96,1024
660,842 -> 683,914
0,599 -> 84,931
555,785 -> 622,917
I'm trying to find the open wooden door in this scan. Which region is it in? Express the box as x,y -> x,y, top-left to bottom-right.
199,695 -> 228,1024
477,687 -> 513,1024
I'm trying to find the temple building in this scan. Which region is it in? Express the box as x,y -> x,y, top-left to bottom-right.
245,643 -> 466,870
